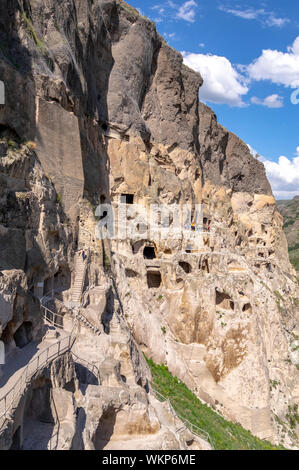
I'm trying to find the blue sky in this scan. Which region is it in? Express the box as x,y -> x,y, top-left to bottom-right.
128,0 -> 299,199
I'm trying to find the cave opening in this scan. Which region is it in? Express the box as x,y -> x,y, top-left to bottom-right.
242,303 -> 252,314
136,222 -> 147,234
215,290 -> 234,311
93,408 -> 117,450
120,193 -> 134,204
53,266 -> 71,292
147,270 -> 161,288
13,321 -> 33,349
125,268 -> 138,278
132,240 -> 143,254
179,261 -> 191,274
143,246 -> 156,259
22,379 -> 56,450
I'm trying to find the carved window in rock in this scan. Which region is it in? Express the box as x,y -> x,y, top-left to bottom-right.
147,270 -> 161,288
179,261 -> 191,274
242,303 -> 252,314
120,194 -> 134,204
215,289 -> 234,311
143,246 -> 156,259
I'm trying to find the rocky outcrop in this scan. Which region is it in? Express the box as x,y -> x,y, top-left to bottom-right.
0,0 -> 298,450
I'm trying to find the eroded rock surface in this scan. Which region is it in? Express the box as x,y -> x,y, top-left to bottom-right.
0,0 -> 298,450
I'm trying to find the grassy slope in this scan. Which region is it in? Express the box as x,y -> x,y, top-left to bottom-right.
277,197 -> 299,272
146,357 -> 285,450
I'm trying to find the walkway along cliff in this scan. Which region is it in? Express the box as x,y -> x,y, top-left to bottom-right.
0,0 -> 298,449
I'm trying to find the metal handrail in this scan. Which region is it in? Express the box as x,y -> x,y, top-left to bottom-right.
71,352 -> 100,378
72,309 -> 101,335
109,261 -> 214,447
41,290 -> 101,335
0,334 -> 73,423
0,284 -> 100,440
42,305 -> 65,329
152,388 -> 214,449
40,293 -> 66,329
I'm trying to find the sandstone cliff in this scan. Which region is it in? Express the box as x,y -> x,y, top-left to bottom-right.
0,0 -> 298,450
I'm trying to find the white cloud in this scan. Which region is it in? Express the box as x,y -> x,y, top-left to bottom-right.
267,16 -> 289,27
247,146 -> 299,199
164,32 -> 176,39
296,146 -> 299,156
221,7 -> 261,20
219,6 -> 290,28
150,1 -> 198,23
251,94 -> 284,108
247,37 -> 299,88
263,156 -> 299,199
247,144 -> 259,158
182,52 -> 249,106
176,1 -> 197,22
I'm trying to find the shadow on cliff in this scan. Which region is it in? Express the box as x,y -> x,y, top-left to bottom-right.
0,2 -> 72,340
64,0 -> 115,206
0,0 -> 39,265
0,1 -> 77,281
0,0 -> 37,141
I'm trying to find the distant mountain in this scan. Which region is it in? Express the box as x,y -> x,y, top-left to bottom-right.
277,196 -> 299,272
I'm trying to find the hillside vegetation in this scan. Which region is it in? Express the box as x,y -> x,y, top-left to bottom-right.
146,357 -> 285,450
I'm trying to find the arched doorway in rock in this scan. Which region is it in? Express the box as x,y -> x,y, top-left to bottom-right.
13,321 -> 33,349
22,378 -> 56,450
143,246 -> 156,259
93,408 -> 117,450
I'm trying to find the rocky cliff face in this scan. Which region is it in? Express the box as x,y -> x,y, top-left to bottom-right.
0,0 -> 298,450
277,197 -> 299,273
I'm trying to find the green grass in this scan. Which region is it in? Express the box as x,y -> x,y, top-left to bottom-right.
21,12 -> 48,54
146,356 -> 285,450
119,1 -> 140,16
289,244 -> 299,272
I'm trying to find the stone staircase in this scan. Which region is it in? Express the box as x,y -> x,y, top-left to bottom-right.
73,309 -> 101,336
70,246 -> 103,335
72,252 -> 88,304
